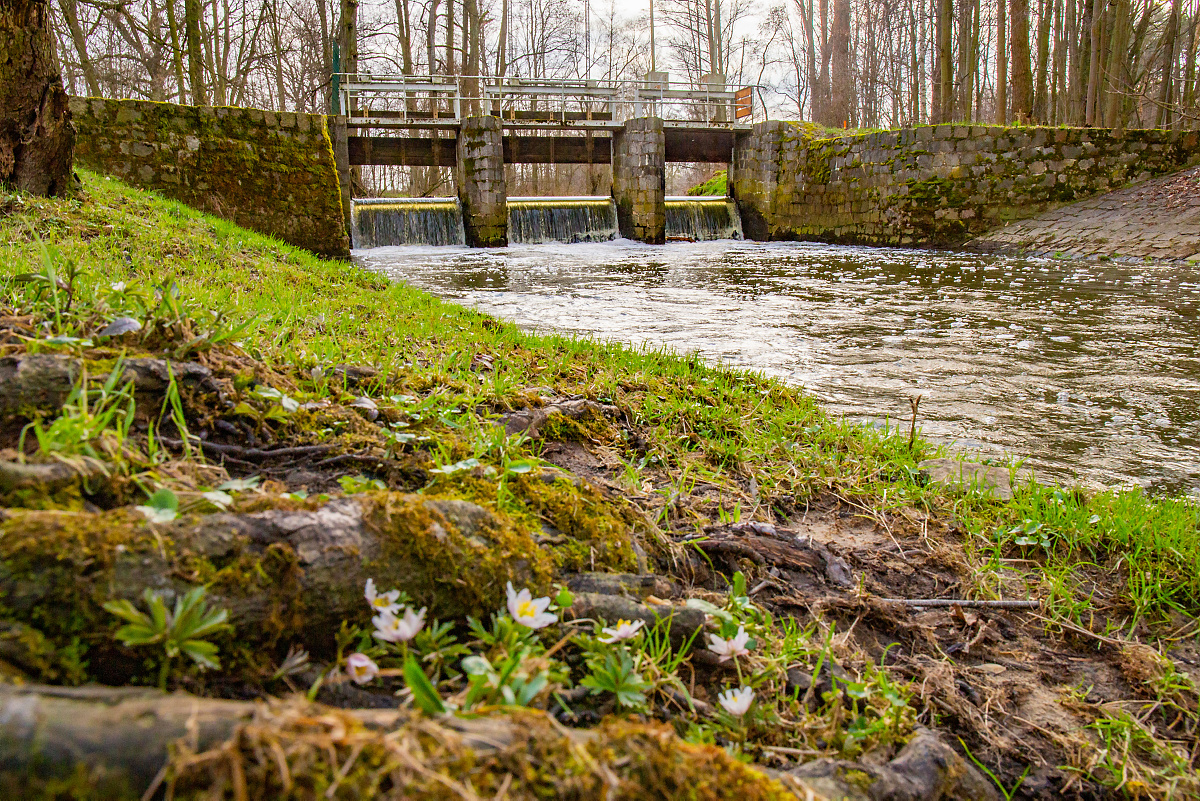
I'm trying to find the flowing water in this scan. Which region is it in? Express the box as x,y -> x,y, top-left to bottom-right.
353,196 -> 742,247
508,198 -> 618,244
352,198 -> 465,247
357,239 -> 1200,496
665,196 -> 743,241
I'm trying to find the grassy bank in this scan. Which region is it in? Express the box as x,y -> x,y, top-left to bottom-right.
2,172 -> 1199,797
4,172 -> 1196,629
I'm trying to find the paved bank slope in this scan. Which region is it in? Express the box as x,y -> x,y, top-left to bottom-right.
968,165 -> 1200,262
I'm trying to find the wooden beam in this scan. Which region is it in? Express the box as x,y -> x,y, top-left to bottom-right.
664,128 -> 734,163
502,135 -> 612,164
348,136 -> 457,167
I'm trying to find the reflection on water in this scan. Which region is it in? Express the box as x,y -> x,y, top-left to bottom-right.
356,240 -> 1200,496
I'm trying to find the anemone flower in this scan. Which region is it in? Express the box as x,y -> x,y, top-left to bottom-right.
599,619 -> 645,643
717,685 -> 755,717
346,653 -> 379,685
364,578 -> 401,616
373,606 -> 426,643
707,625 -> 752,662
506,582 -> 557,629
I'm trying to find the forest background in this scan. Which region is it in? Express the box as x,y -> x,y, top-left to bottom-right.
47,0 -> 1200,194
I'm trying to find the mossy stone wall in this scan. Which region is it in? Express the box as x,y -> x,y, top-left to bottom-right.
457,115 -> 508,247
612,117 -> 666,244
69,97 -> 350,258
731,122 -> 1200,247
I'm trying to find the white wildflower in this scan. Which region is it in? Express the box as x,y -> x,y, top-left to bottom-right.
364,578 -> 401,616
707,626 -> 752,662
506,582 -> 557,629
717,685 -> 755,717
599,619 -> 645,643
345,653 -> 379,685
373,606 -> 426,643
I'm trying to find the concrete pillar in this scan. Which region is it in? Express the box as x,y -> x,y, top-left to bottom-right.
730,120 -> 784,241
612,117 -> 665,244
457,116 -> 507,247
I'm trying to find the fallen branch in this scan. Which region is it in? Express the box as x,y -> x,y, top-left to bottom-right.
0,457 -> 107,495
880,598 -> 1041,609
159,437 -> 334,462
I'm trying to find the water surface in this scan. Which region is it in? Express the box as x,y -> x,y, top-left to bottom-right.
357,240 -> 1200,496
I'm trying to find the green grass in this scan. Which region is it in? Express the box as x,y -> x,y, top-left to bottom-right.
687,170 -> 728,196
2,171 -> 1197,629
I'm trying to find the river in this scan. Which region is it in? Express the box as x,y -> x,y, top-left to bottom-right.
357,240 -> 1200,497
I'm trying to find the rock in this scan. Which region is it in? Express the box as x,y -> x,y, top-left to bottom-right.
329,364 -> 379,388
566,592 -> 706,650
0,355 -> 218,415
499,398 -> 619,438
788,729 -> 1000,800
566,572 -> 656,599
918,458 -> 1034,502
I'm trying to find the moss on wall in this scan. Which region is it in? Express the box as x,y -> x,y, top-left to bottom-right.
732,124 -> 1200,248
69,98 -> 350,259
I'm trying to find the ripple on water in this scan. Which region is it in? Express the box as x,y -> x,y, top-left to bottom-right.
356,240 -> 1200,496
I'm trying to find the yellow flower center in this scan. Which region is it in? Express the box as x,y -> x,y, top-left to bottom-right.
517,600 -> 537,619
616,619 -> 630,627
372,598 -> 390,608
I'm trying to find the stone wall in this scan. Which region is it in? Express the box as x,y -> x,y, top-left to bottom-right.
70,97 -> 349,258
457,116 -> 507,247
731,122 -> 1200,247
612,118 -> 666,244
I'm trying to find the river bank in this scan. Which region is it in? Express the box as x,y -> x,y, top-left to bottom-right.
2,172 -> 1199,798
970,165 -> 1200,263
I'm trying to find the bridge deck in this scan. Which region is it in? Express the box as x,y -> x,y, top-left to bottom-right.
336,74 -> 763,132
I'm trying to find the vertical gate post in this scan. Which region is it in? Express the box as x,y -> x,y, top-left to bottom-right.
457,115 -> 508,247
612,117 -> 665,244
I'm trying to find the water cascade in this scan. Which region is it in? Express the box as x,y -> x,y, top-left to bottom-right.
507,197 -> 618,244
665,196 -> 743,241
351,198 -> 466,248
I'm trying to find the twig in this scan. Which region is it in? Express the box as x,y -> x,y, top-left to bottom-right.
879,598 -> 1041,609
908,394 -> 922,450
160,437 -> 333,462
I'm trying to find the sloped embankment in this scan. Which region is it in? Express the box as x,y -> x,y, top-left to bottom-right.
1,173 -> 1198,799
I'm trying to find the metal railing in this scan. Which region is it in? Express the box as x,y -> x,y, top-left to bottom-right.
335,74 -> 765,130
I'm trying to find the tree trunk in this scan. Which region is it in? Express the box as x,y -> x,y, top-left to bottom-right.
830,0 -> 851,127
997,0 -> 1008,123
184,0 -> 205,104
1156,0 -> 1183,128
57,0 -> 99,97
1010,0 -> 1033,121
1085,0 -> 1102,124
0,0 -> 76,196
1033,0 -> 1052,120
935,0 -> 954,122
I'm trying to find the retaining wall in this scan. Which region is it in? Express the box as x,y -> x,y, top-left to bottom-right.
70,97 -> 349,258
731,122 -> 1200,247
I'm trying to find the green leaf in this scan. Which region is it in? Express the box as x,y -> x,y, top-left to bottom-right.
218,476 -> 261,492
202,490 -> 233,509
113,623 -> 160,646
506,459 -> 537,474
460,655 -> 492,676
684,597 -> 733,623
404,654 -> 446,715
554,587 -> 575,609
147,488 -> 179,512
231,402 -> 258,417
180,639 -> 221,670
431,457 -> 481,475
103,599 -> 152,626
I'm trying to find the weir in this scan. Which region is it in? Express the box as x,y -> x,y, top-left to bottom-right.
665,197 -> 743,241
507,197 -> 618,244
351,198 -> 465,247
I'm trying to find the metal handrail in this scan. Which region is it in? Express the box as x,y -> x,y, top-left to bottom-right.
336,74 -> 766,128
